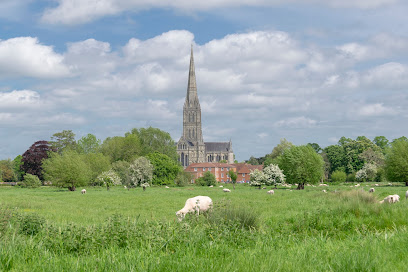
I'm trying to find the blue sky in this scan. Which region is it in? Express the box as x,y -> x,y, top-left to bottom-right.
1,0 -> 408,161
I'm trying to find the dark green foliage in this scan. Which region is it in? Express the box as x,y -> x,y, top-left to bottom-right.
247,156 -> 259,165
21,174 -> 41,188
307,143 -> 322,153
195,171 -> 217,186
373,136 -> 389,152
323,145 -> 346,174
347,172 -> 356,182
385,139 -> 408,185
16,213 -> 45,236
13,155 -> 24,181
83,152 -> 111,182
146,152 -> 181,185
277,145 -> 324,188
101,134 -> 141,162
229,169 -> 237,189
331,170 -> 346,183
0,159 -> 16,182
174,171 -> 192,187
111,160 -> 130,185
129,127 -> 178,161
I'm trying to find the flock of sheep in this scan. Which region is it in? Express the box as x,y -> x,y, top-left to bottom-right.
79,184 -> 408,221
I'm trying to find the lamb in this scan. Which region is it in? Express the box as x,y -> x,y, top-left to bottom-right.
81,189 -> 86,194
406,190 -> 408,200
223,188 -> 231,193
267,190 -> 274,195
369,188 -> 375,193
176,196 -> 213,221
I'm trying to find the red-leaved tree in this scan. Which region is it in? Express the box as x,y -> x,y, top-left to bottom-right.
21,141 -> 53,181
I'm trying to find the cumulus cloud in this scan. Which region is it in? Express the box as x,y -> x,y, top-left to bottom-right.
0,37 -> 70,78
41,0 -> 401,25
275,116 -> 318,128
357,103 -> 397,117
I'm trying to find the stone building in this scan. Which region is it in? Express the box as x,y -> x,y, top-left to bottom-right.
177,47 -> 234,167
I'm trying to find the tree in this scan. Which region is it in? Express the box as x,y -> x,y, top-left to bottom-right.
129,127 -> 178,161
101,134 -> 141,162
50,130 -> 77,153
263,164 -> 285,188
195,171 -> 217,186
356,163 -> 377,182
21,140 -> 53,181
83,153 -> 111,183
249,169 -> 265,189
228,169 -> 237,189
264,138 -> 293,166
331,170 -> 347,183
111,160 -> 131,186
358,148 -> 385,167
385,139 -> 408,186
0,159 -> 16,182
247,156 -> 259,165
175,171 -> 192,187
77,134 -> 101,154
307,143 -> 322,153
96,170 -> 121,190
13,155 -> 24,181
277,145 -> 324,190
42,150 -> 91,191
323,145 -> 345,174
147,152 -> 181,185
127,157 -> 153,189
21,174 -> 41,188
373,136 -> 389,152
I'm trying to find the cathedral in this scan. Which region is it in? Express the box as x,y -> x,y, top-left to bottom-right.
177,47 -> 234,167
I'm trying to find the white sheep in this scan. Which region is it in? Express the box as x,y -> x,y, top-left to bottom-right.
176,196 -> 213,221
355,184 -> 360,187
369,188 -> 375,193
375,184 -> 379,187
406,190 -> 408,200
165,186 -> 169,188
319,184 -> 328,187
267,190 -> 274,195
322,190 -> 327,193
262,187 -> 267,189
81,189 -> 86,194
219,185 -> 223,188
124,186 -> 127,189
223,188 -> 231,193
209,185 -> 213,188
380,194 -> 400,204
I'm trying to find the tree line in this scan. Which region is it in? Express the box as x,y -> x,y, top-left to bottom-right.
0,127 -> 191,190
246,136 -> 408,188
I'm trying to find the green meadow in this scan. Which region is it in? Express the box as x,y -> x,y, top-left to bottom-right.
1,183 -> 408,271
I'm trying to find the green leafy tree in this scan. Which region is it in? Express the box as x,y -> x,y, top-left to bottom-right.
277,145 -> 324,190
356,163 -> 377,182
307,143 -> 322,153
358,148 -> 385,167
127,157 -> 153,189
331,170 -> 347,183
111,160 -> 131,185
129,127 -> 178,161
21,174 -> 41,188
83,153 -> 111,183
264,138 -> 293,166
50,130 -> 77,153
196,171 -> 217,186
13,155 -> 24,181
77,134 -> 101,154
247,156 -> 259,165
146,152 -> 181,185
373,136 -> 389,152
323,145 -> 345,174
42,150 -> 91,191
174,171 -> 192,187
101,134 -> 141,162
385,139 -> 408,186
228,169 -> 238,189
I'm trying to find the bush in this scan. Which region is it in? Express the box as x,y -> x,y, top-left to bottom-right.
21,174 -> 41,188
17,213 -> 45,236
347,172 -> 356,182
195,171 -> 216,186
375,168 -> 386,183
331,170 -> 347,183
174,171 -> 192,187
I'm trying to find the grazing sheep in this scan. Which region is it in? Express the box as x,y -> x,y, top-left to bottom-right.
388,183 -> 392,186
355,184 -> 360,187
322,190 -> 327,193
380,194 -> 400,204
81,189 -> 86,194
223,188 -> 231,193
176,196 -> 213,221
262,187 -> 267,189
209,185 -> 213,188
124,186 -> 127,189
319,184 -> 328,187
406,190 -> 408,200
375,184 -> 379,187
165,186 -> 169,188
369,188 -> 375,193
267,190 -> 274,195
219,185 -> 223,188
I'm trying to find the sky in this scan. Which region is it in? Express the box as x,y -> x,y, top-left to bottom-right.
0,0 -> 408,162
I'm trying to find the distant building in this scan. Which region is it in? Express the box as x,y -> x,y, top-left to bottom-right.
177,46 -> 234,167
185,163 -> 263,183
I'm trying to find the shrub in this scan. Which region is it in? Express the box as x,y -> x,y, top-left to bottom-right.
21,174 -> 41,188
17,213 -> 45,236
331,170 -> 347,183
96,169 -> 122,190
174,171 -> 192,187
195,171 -> 216,186
347,172 -> 356,182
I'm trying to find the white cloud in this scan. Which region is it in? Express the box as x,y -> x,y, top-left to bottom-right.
0,90 -> 41,109
357,103 -> 397,117
0,37 -> 70,78
41,0 -> 401,25
275,117 -> 318,128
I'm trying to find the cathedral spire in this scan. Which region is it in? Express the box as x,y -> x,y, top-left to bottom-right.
186,44 -> 197,103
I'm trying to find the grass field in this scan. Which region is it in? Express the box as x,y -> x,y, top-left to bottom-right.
1,183 -> 408,271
